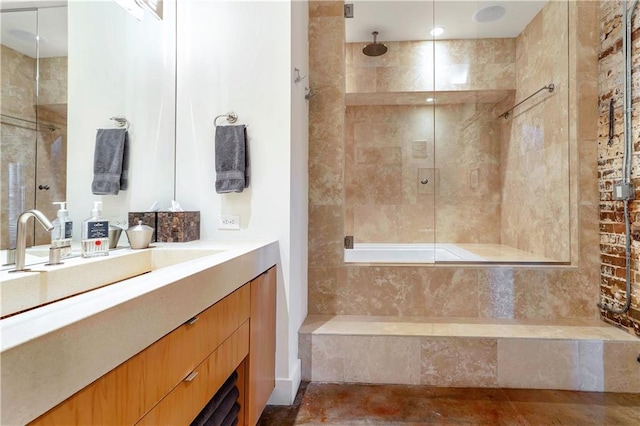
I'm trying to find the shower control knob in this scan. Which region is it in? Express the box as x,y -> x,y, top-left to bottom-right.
420,178 -> 429,185
38,184 -> 50,190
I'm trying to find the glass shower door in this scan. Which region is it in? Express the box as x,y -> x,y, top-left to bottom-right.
432,0 -> 570,263
343,0 -> 437,264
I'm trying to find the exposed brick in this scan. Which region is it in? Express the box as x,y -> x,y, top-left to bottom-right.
599,223 -> 627,233
600,244 -> 627,256
601,254 -> 627,267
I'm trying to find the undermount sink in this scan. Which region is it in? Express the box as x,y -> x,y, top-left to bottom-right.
0,248 -> 225,319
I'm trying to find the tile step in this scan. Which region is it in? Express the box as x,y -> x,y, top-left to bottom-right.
299,315 -> 640,393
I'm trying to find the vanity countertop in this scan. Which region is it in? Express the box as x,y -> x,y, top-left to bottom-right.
0,239 -> 279,425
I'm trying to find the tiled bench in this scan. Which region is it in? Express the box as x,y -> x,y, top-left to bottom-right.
299,315 -> 640,393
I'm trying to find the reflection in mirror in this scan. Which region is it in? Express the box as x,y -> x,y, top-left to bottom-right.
344,0 -> 569,263
67,0 -> 176,239
1,0 -> 176,268
1,6 -> 68,250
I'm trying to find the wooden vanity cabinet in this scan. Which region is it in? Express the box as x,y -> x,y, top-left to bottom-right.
247,266 -> 277,425
29,266 -> 276,426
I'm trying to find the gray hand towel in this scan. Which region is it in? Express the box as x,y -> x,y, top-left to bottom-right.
215,125 -> 249,193
220,403 -> 240,426
91,128 -> 129,195
191,372 -> 238,426
203,387 -> 239,426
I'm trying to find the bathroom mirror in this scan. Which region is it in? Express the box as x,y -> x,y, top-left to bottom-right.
1,0 -> 176,263
344,0 -> 570,263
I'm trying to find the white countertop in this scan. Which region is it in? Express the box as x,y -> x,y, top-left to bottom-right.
0,239 -> 279,425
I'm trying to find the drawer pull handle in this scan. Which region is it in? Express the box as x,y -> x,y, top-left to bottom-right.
186,316 -> 199,325
184,371 -> 198,382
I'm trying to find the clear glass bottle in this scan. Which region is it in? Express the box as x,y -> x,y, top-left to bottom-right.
81,201 -> 109,257
51,201 -> 73,257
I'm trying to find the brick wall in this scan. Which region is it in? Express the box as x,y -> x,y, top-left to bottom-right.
598,0 -> 640,336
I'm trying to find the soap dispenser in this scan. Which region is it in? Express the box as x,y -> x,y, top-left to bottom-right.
51,201 -> 73,257
81,201 -> 109,257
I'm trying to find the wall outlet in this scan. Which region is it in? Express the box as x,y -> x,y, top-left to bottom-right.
218,214 -> 241,230
110,216 -> 130,228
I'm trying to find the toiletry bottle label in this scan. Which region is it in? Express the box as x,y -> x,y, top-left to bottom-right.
64,222 -> 73,239
88,221 -> 108,239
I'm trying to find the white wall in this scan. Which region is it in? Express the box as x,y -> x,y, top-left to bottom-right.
67,0 -> 176,234
286,0 -> 309,405
176,0 -> 308,405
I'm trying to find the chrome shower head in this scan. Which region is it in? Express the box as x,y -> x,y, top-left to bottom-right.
362,31 -> 388,57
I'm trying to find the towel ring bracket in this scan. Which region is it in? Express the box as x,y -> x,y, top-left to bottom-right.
214,112 -> 238,128
110,116 -> 130,130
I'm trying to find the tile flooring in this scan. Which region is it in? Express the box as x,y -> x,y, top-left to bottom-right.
258,382 -> 640,425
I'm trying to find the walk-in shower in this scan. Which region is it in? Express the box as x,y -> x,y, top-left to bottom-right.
343,0 -> 569,264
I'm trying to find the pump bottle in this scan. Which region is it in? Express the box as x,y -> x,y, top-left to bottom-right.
51,201 -> 73,257
81,201 -> 109,257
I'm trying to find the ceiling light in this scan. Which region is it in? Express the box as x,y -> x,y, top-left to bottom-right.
9,29 -> 37,43
473,5 -> 506,23
430,26 -> 445,37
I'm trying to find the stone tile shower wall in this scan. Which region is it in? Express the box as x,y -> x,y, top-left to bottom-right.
345,37 -> 513,244
1,45 -> 37,249
345,103 -> 503,244
344,5 -> 570,259
501,0 -> 571,261
0,45 -> 68,248
309,1 -> 601,323
598,0 -> 640,335
346,38 -> 515,93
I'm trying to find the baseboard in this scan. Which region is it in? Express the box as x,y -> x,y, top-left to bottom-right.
266,358 -> 302,405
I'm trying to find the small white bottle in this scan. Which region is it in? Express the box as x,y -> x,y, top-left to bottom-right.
81,201 -> 109,257
51,201 -> 73,257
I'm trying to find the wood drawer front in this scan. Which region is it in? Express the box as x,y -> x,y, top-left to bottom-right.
247,267 -> 277,425
136,320 -> 250,425
30,284 -> 250,426
190,283 -> 250,369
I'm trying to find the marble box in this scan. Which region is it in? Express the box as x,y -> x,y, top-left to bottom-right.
156,211 -> 200,242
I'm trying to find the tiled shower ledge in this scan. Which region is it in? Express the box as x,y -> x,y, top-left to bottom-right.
300,315 -> 639,341
299,315 -> 640,393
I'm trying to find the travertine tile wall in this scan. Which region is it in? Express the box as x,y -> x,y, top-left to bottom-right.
0,45 -> 67,248
346,38 -> 515,93
598,0 -> 640,335
345,103 -> 502,244
299,317 -> 640,391
345,10 -> 571,256
39,57 -> 68,107
345,37 -> 512,244
309,1 -> 602,323
1,45 -> 37,249
500,0 -> 571,262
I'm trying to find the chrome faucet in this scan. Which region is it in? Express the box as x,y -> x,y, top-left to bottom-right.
12,209 -> 54,272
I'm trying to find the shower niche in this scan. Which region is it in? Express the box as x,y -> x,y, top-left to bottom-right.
343,0 -> 570,264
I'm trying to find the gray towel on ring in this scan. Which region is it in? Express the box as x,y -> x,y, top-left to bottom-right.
215,125 -> 249,193
91,128 -> 129,195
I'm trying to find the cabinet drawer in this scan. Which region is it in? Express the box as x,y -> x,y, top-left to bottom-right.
29,284 -> 250,426
136,320 -> 250,425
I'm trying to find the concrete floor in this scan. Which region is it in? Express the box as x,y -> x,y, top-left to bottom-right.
258,382 -> 640,425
